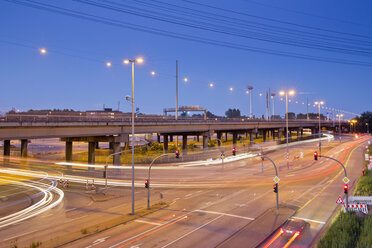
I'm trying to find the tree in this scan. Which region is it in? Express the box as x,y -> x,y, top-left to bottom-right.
288,112 -> 296,119
355,111 -> 372,133
225,108 -> 241,118
206,111 -> 218,118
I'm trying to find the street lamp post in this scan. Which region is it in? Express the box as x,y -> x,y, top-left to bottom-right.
279,90 -> 295,169
248,86 -> 254,118
124,57 -> 143,215
147,154 -> 168,209
315,101 -> 324,155
336,114 -> 344,142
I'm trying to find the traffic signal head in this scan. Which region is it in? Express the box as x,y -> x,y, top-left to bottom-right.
314,151 -> 318,160
232,147 -> 236,156
344,184 -> 348,194
145,179 -> 149,188
273,184 -> 278,193
261,156 -> 264,161
175,150 -> 180,158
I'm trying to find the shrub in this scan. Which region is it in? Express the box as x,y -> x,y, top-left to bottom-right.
357,215 -> 372,248
149,142 -> 163,151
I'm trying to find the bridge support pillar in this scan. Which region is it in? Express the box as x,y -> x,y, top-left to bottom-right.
196,135 -> 200,142
262,130 -> 267,142
203,135 -> 209,149
65,141 -> 73,162
3,140 -> 10,156
249,131 -> 254,144
255,132 -> 258,139
163,135 -> 168,153
112,142 -> 121,165
311,128 -> 317,137
297,129 -> 300,140
301,128 -> 304,138
169,135 -> 173,142
95,141 -> 99,149
157,133 -> 161,143
182,135 -> 188,154
232,133 -> 238,145
278,129 -> 284,141
225,132 -> 228,141
217,132 -> 222,146
21,139 -> 28,157
88,141 -> 96,166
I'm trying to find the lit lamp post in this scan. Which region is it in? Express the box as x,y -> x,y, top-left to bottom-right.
247,85 -> 254,118
351,119 -> 357,133
314,101 -> 324,155
366,123 -> 370,134
279,90 -> 295,168
124,57 -> 144,215
336,114 -> 344,142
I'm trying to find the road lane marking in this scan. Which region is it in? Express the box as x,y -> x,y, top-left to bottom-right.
66,207 -> 77,212
195,210 -> 254,220
135,220 -> 162,226
291,217 -> 325,224
3,230 -> 37,241
160,215 -> 223,248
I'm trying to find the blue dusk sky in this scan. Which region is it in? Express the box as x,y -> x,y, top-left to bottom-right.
0,0 -> 371,119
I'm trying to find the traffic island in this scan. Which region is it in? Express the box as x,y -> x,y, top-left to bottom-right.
217,206 -> 296,248
40,202 -> 168,248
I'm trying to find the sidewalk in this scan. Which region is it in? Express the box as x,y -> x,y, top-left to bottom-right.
217,206 -> 296,248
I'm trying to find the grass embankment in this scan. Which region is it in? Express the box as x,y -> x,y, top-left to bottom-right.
317,145 -> 372,248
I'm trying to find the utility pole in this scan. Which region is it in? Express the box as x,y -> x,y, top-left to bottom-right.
175,60 -> 178,148
306,98 -> 309,120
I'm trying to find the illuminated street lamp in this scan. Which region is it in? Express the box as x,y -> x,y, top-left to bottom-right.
151,71 -> 156,75
123,57 -> 144,215
315,101 -> 324,155
183,77 -> 188,82
209,82 -> 214,88
229,87 -> 234,92
247,85 -> 254,118
336,114 -> 344,141
106,62 -> 112,67
279,90 -> 295,168
39,48 -> 47,54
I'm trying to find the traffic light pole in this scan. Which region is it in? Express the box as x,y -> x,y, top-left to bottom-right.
260,154 -> 279,215
147,154 -> 168,209
319,155 -> 348,211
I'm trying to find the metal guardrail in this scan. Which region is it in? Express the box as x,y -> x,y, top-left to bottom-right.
0,114 -> 339,124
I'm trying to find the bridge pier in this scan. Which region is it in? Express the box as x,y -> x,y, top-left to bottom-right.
296,129 -> 300,140
65,141 -> 73,161
203,135 -> 208,149
301,128 -> 304,138
196,135 -> 200,142
163,135 -> 168,153
88,141 -> 96,166
157,133 -> 161,143
21,139 -> 28,157
249,131 -> 254,144
169,135 -> 173,142
3,140 -> 10,156
232,132 -> 238,145
262,130 -> 267,142
217,132 -> 222,146
278,129 -> 284,141
182,135 -> 188,154
225,132 -> 228,141
95,141 -> 99,149
112,142 -> 121,165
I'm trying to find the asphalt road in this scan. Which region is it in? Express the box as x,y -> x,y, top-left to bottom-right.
0,134 -> 369,248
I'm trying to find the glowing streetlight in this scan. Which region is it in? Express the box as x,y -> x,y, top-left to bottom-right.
151,71 -> 156,75
106,62 -> 112,67
123,57 -> 144,215
209,82 -> 214,87
229,87 -> 234,92
314,101 -> 324,155
336,114 -> 344,139
39,48 -> 47,54
279,90 -> 295,168
183,77 -> 188,82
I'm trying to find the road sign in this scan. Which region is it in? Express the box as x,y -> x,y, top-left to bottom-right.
286,153 -> 289,160
343,204 -> 368,214
365,154 -> 369,161
273,176 -> 280,183
342,177 -> 350,184
336,196 -> 344,205
349,196 -> 372,205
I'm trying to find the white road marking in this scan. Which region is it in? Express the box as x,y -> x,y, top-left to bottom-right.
85,236 -> 110,248
135,220 -> 162,226
160,215 -> 223,248
195,210 -> 254,220
292,216 -> 325,224
65,215 -> 86,222
66,207 -> 77,212
185,193 -> 193,198
3,230 -> 37,241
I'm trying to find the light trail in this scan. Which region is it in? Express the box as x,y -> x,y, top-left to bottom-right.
0,174 -> 64,229
262,228 -> 284,248
283,231 -> 300,248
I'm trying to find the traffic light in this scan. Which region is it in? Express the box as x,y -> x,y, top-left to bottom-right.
175,150 -> 180,159
232,147 -> 236,156
314,151 -> 318,160
261,156 -> 264,161
145,179 -> 149,188
344,184 -> 348,194
273,184 -> 278,193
